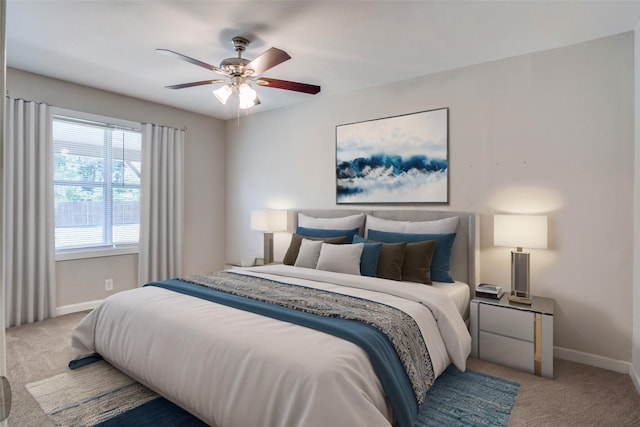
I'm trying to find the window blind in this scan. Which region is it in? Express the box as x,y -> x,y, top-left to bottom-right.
52,114 -> 142,250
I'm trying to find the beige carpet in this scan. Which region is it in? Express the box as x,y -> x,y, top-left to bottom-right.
6,311 -> 640,426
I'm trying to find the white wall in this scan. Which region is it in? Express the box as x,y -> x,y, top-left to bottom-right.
633,24 -> 640,390
7,68 -> 226,307
226,33 -> 635,364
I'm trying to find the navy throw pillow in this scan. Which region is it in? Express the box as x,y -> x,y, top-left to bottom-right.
296,226 -> 360,244
352,235 -> 383,277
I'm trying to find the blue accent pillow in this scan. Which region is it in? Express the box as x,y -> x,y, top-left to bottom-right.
296,226 -> 360,244
352,235 -> 383,277
367,230 -> 457,283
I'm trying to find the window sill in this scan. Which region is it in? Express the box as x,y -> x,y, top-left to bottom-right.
55,246 -> 138,261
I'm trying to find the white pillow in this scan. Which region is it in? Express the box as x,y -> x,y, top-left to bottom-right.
294,239 -> 323,269
365,215 -> 459,236
298,213 -> 365,230
316,243 -> 364,275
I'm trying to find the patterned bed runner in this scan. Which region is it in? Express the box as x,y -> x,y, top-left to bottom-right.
183,271 -> 435,406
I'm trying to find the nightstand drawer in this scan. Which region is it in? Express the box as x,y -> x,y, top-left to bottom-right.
479,331 -> 534,373
479,303 -> 534,341
470,295 -> 554,378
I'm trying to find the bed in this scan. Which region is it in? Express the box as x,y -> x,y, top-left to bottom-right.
70,209 -> 478,427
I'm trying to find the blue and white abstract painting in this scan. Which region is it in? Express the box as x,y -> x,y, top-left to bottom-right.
336,108 -> 448,204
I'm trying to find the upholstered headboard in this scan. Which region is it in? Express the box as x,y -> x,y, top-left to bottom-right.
292,209 -> 479,293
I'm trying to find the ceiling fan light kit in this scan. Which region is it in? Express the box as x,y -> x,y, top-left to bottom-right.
213,75 -> 259,109
158,36 -> 320,110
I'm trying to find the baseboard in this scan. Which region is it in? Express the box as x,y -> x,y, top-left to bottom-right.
56,300 -> 103,316
631,363 -> 640,395
554,346 -> 631,374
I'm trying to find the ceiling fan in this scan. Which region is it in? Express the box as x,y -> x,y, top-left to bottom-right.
157,36 -> 321,109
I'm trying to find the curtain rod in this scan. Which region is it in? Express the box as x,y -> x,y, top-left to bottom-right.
7,94 -> 188,133
141,122 -> 188,132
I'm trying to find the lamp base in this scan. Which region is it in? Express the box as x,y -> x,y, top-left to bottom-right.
263,232 -> 274,265
508,294 -> 532,305
511,251 -> 531,305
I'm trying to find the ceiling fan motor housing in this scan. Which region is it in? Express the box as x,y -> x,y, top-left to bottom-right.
220,57 -> 250,75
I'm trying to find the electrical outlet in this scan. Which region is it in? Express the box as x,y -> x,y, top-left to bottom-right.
105,279 -> 113,291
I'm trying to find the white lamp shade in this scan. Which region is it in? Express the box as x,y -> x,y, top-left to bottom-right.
213,84 -> 233,104
238,83 -> 258,109
494,214 -> 548,249
250,210 -> 288,232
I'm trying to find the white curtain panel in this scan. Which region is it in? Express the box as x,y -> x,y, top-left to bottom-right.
4,98 -> 56,327
138,124 -> 184,285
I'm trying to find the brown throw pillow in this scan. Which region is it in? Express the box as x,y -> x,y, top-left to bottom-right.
283,234 -> 347,265
375,242 -> 407,281
402,240 -> 436,284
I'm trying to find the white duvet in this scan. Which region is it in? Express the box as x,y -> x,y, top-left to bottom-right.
71,265 -> 471,427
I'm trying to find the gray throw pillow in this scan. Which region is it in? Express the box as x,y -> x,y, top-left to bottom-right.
294,239 -> 324,268
316,242 -> 364,275
283,234 -> 347,265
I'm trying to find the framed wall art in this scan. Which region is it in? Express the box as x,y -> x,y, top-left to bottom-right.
336,107 -> 449,204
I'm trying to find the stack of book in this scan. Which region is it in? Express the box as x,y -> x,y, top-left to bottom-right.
475,284 -> 504,299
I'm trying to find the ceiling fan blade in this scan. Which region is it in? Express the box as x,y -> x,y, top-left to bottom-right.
165,79 -> 225,89
156,48 -> 229,76
245,47 -> 291,76
256,78 -> 321,95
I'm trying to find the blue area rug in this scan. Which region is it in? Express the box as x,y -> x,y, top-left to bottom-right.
417,365 -> 520,426
28,361 -> 518,426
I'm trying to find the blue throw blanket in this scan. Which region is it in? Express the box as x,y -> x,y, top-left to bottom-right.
145,271 -> 435,427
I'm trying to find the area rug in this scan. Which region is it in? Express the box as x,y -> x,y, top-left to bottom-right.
417,365 -> 520,426
27,361 -> 519,426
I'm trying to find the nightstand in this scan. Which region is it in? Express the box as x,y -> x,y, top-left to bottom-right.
470,294 -> 554,378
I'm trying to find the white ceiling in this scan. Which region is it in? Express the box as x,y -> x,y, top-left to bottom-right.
7,1 -> 640,120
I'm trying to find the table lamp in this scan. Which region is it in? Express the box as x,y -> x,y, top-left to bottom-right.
250,210 -> 288,264
494,214 -> 548,305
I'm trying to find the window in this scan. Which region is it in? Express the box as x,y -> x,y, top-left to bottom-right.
52,111 -> 142,253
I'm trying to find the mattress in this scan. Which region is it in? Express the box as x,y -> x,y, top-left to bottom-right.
71,265 -> 472,427
432,280 -> 471,320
